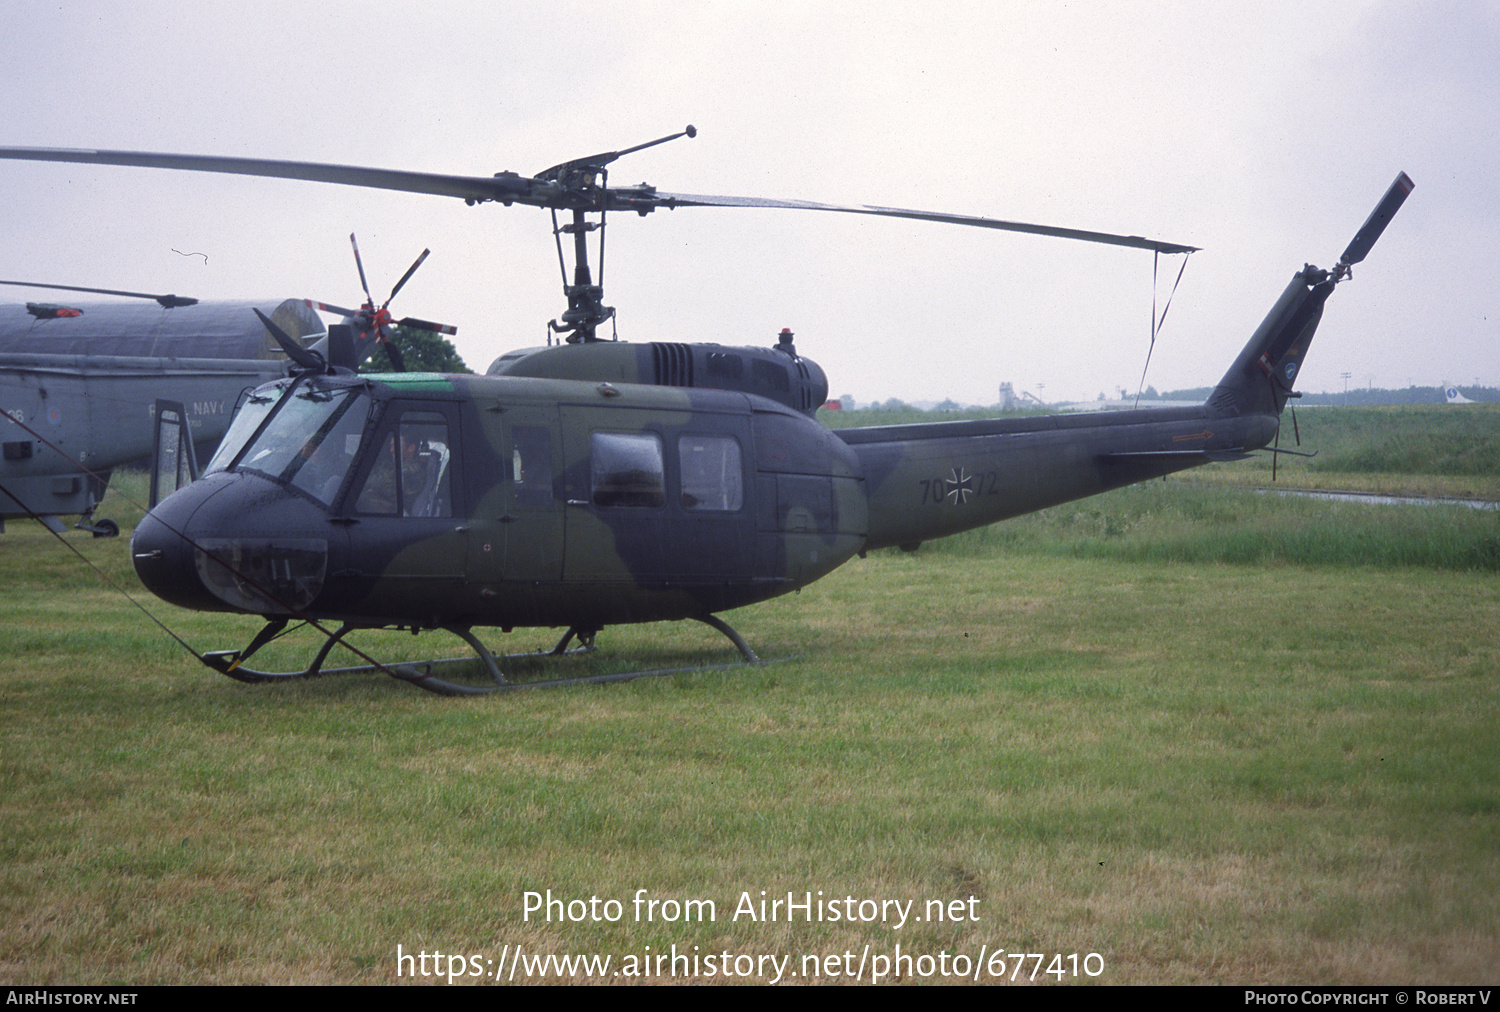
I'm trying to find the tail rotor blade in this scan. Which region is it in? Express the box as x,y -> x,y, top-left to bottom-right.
308,242 -> 452,360
382,331 -> 407,372
1339,172 -> 1414,267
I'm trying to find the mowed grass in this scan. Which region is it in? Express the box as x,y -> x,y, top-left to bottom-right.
1,473 -> 1496,984
1163,403 -> 1500,500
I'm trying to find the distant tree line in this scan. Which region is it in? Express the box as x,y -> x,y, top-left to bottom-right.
836,384 -> 1499,413
1141,385 -> 1498,405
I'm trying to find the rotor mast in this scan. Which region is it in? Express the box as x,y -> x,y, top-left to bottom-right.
539,126 -> 698,343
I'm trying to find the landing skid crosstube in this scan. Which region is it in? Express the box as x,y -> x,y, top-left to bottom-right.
198,615 -> 774,696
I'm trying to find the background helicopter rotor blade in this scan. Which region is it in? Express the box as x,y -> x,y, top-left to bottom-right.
385,248 -> 430,307
1339,172 -> 1415,268
349,233 -> 375,306
395,316 -> 458,336
651,192 -> 1200,255
0,279 -> 198,308
254,308 -> 325,372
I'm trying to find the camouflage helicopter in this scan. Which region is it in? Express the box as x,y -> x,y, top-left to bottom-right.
0,135 -> 1412,694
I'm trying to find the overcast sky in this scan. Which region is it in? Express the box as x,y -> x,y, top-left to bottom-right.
2,1 -> 1494,404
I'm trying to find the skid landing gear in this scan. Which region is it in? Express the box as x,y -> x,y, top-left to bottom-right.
199,615 -> 775,696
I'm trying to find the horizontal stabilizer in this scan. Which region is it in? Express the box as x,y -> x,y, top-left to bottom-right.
1097,448 -> 1252,463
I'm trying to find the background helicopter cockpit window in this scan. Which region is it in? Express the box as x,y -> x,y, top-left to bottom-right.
354,411 -> 452,518
678,434 -> 742,511
590,432 -> 665,509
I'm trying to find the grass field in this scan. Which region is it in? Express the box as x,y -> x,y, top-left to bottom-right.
1,416 -> 1497,985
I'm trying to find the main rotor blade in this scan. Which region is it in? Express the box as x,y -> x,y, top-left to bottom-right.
0,145 -> 1198,253
0,279 -> 197,307
0,146 -> 537,205
652,192 -> 1199,254
1339,172 -> 1414,267
254,308 -> 324,371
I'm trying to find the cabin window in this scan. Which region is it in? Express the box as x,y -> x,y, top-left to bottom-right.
678,434 -> 742,511
590,432 -> 664,508
511,425 -> 553,507
355,411 -> 452,517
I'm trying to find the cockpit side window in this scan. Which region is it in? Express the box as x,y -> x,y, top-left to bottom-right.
354,410 -> 452,517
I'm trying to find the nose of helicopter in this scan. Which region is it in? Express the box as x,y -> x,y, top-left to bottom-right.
131,474 -> 231,611
131,473 -> 332,615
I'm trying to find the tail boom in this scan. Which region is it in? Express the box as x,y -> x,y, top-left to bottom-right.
841,406 -> 1276,551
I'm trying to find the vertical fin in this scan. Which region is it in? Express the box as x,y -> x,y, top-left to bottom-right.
1207,268 -> 1334,418
1208,172 -> 1413,419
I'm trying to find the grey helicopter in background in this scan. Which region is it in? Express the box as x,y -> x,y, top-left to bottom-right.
0,240 -> 455,535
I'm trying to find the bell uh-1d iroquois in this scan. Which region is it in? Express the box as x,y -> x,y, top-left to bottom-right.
0,133 -> 1413,694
